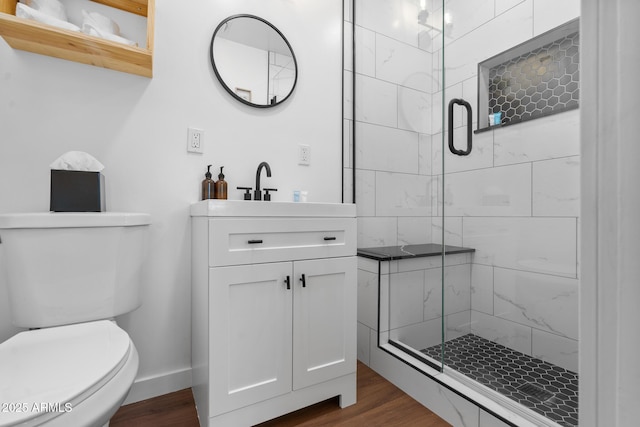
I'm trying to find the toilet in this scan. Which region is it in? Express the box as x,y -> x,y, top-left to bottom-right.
0,212 -> 150,427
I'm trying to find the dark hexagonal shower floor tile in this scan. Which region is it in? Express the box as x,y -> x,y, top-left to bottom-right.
421,334 -> 578,427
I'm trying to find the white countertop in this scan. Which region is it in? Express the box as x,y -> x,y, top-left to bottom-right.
190,200 -> 356,218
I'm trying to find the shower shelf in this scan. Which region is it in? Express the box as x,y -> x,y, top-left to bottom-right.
476,18 -> 579,132
472,103 -> 579,134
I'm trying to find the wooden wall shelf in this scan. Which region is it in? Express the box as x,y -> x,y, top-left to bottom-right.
0,0 -> 154,77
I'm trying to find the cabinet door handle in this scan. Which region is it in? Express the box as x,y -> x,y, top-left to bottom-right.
247,239 -> 263,244
323,236 -> 337,241
284,276 -> 291,290
299,274 -> 306,288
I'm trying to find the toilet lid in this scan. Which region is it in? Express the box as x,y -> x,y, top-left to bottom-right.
0,320 -> 131,426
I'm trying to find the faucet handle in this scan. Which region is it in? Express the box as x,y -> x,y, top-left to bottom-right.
236,186 -> 252,200
263,188 -> 278,202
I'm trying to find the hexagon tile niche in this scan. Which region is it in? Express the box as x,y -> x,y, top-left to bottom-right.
477,18 -> 580,130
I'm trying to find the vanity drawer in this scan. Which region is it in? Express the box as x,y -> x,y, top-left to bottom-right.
208,217 -> 356,266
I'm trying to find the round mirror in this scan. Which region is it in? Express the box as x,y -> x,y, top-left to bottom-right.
210,15 -> 298,108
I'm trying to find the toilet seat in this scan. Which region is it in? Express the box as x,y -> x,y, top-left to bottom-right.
0,320 -> 131,427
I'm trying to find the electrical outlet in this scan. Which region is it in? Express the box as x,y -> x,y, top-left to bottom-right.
187,128 -> 204,154
298,144 -> 310,165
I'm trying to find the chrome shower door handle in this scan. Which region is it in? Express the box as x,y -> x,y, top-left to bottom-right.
448,98 -> 473,156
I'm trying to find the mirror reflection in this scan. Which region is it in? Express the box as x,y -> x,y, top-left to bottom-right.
210,15 -> 298,108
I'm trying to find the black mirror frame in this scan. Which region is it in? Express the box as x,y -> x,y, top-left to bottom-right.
210,14 -> 299,108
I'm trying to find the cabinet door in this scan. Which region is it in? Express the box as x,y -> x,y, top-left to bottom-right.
210,262 -> 293,415
292,256 -> 357,390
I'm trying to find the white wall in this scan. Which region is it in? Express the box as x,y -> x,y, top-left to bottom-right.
0,0 -> 344,402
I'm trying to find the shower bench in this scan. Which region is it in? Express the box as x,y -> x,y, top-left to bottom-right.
358,243 -> 475,262
356,243 -> 475,367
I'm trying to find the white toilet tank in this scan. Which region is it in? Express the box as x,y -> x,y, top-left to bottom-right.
0,212 -> 150,328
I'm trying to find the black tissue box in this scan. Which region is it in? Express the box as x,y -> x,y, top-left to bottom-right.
50,170 -> 106,212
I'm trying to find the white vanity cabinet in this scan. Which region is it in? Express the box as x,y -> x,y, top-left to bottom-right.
191,200 -> 357,426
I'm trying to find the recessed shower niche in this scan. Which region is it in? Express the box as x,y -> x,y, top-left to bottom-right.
477,18 -> 579,131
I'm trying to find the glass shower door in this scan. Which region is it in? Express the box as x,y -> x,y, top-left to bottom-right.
351,0 -> 580,424
351,0 -> 447,373
437,1 -> 581,425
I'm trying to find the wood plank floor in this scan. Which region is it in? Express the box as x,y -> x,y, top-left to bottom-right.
111,362 -> 451,427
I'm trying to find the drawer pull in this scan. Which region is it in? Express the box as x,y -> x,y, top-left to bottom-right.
300,274 -> 306,288
284,276 -> 291,290
323,236 -> 337,241
247,239 -> 263,244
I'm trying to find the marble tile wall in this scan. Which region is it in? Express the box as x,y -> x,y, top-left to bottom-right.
357,254 -> 472,362
348,0 -> 580,373
345,0 -> 436,246
434,1 -> 580,372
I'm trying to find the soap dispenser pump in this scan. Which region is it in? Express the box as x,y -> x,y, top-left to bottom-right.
215,166 -> 228,200
202,165 -> 215,200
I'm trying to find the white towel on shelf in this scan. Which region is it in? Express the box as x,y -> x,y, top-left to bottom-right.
80,10 -> 138,47
15,3 -> 80,32
81,9 -> 120,36
81,23 -> 138,47
19,0 -> 67,21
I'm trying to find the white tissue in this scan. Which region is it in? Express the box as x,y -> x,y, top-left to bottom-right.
50,151 -> 105,172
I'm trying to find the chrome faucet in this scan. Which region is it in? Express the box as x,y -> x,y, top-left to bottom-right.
254,162 -> 271,201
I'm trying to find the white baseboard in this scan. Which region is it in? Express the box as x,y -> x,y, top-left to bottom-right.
123,366 -> 192,405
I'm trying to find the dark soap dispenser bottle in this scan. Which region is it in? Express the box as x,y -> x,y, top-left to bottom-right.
215,166 -> 228,200
202,165 -> 215,200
